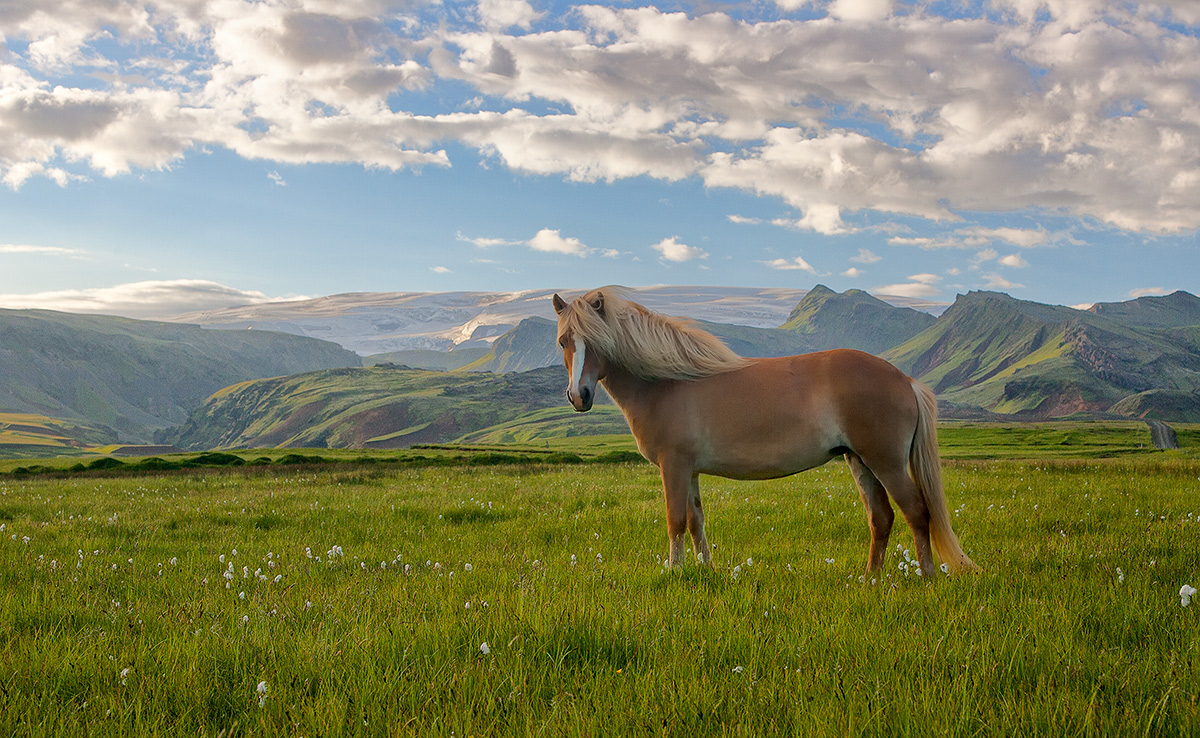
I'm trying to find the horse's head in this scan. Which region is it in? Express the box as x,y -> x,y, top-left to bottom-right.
553,291 -> 608,412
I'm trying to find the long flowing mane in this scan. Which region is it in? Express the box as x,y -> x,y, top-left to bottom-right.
558,287 -> 750,380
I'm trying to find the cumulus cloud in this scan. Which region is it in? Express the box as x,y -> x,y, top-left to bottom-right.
999,253 -> 1028,268
1130,287 -> 1172,297
982,274 -> 1025,290
459,228 -> 597,256
850,248 -> 881,264
762,256 -> 820,274
874,273 -> 943,298
528,228 -> 589,257
652,236 -> 707,263
0,279 -> 299,319
2,1 -> 1199,236
841,267 -> 863,278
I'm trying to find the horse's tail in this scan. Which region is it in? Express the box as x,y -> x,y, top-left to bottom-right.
910,381 -> 979,574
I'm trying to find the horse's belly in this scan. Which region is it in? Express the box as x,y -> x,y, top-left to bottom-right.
697,435 -> 840,481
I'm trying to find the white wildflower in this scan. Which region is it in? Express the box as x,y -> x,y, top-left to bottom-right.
1181,584 -> 1197,607
480,642 -> 490,655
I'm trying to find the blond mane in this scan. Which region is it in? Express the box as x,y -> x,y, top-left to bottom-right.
557,287 -> 750,381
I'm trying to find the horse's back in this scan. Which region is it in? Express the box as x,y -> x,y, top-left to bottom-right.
653,349 -> 918,478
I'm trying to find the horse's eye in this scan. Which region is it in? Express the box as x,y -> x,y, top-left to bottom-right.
558,337 -> 568,348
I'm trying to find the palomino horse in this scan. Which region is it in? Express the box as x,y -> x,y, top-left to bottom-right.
552,287 -> 977,577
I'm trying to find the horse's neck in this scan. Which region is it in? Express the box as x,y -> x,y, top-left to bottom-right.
600,367 -> 655,418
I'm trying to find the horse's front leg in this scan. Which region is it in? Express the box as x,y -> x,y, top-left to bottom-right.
660,458 -> 708,567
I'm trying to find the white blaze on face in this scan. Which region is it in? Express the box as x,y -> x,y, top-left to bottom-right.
570,336 -> 586,397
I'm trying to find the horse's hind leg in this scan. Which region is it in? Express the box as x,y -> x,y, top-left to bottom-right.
872,465 -> 936,578
845,453 -> 894,571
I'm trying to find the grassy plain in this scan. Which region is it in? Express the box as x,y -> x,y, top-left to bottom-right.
0,436 -> 1198,736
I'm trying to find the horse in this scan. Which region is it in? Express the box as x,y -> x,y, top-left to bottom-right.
552,287 -> 977,577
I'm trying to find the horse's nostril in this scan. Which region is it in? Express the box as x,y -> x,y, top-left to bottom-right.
580,387 -> 592,405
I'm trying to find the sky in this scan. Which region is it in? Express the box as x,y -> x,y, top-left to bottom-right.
0,0 -> 1197,318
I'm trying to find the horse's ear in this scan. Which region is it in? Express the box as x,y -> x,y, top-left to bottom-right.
552,294 -> 567,315
591,292 -> 604,316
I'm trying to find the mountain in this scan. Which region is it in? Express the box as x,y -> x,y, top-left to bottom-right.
450,315 -> 821,374
779,284 -> 937,354
458,317 -> 561,373
364,347 -> 490,371
1087,290 -> 1200,328
169,286 -> 947,355
0,309 -> 360,443
886,291 -> 1200,420
168,365 -> 585,450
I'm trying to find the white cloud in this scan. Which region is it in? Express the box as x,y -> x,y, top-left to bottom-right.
972,248 -> 999,264
652,236 -> 707,262
477,0 -> 541,31
850,248 -> 880,264
727,214 -> 762,225
456,231 -> 523,248
909,273 -> 942,285
1129,287 -> 1171,298
999,253 -> 1028,268
873,282 -> 942,298
430,266 -> 451,274
268,171 -> 286,186
829,0 -> 893,22
0,243 -> 84,256
0,279 -> 300,319
957,227 -> 1050,249
762,256 -> 820,274
982,274 -> 1025,290
528,228 -> 589,257
841,267 -> 863,278
3,1 -> 1200,235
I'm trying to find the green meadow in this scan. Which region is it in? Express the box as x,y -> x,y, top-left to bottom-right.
1,430 -> 1198,736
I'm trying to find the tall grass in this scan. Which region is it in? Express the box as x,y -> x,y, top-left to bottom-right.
0,458 -> 1197,736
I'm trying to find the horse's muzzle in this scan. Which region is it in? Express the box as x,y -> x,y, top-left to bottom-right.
566,386 -> 593,412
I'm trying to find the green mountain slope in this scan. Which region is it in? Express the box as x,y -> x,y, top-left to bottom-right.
1088,290 -> 1200,328
780,284 -> 937,353
169,365 -> 578,450
459,317 -> 561,372
887,291 -> 1200,420
457,315 -> 817,374
0,309 -> 360,443
364,347 -> 489,371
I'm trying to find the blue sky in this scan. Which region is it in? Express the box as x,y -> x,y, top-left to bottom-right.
0,0 -> 1197,318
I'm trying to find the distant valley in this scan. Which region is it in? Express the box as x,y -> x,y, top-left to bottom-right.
2,286 -> 1198,455
170,285 -> 948,355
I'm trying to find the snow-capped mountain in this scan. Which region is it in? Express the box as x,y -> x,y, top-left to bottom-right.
169,285 -> 947,356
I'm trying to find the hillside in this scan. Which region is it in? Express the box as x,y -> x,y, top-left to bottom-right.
0,309 -> 360,443
780,284 -> 936,353
1088,290 -> 1200,328
363,347 -> 489,371
170,285 -> 947,354
887,291 -> 1200,420
168,365 -> 590,450
459,317 -> 561,373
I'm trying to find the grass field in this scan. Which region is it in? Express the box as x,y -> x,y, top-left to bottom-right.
1,441 -> 1198,736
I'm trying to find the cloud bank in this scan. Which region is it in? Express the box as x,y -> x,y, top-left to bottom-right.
0,280 -> 300,319
2,1 -> 1199,235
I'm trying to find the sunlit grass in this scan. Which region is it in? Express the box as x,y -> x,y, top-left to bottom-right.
0,458 -> 1197,736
